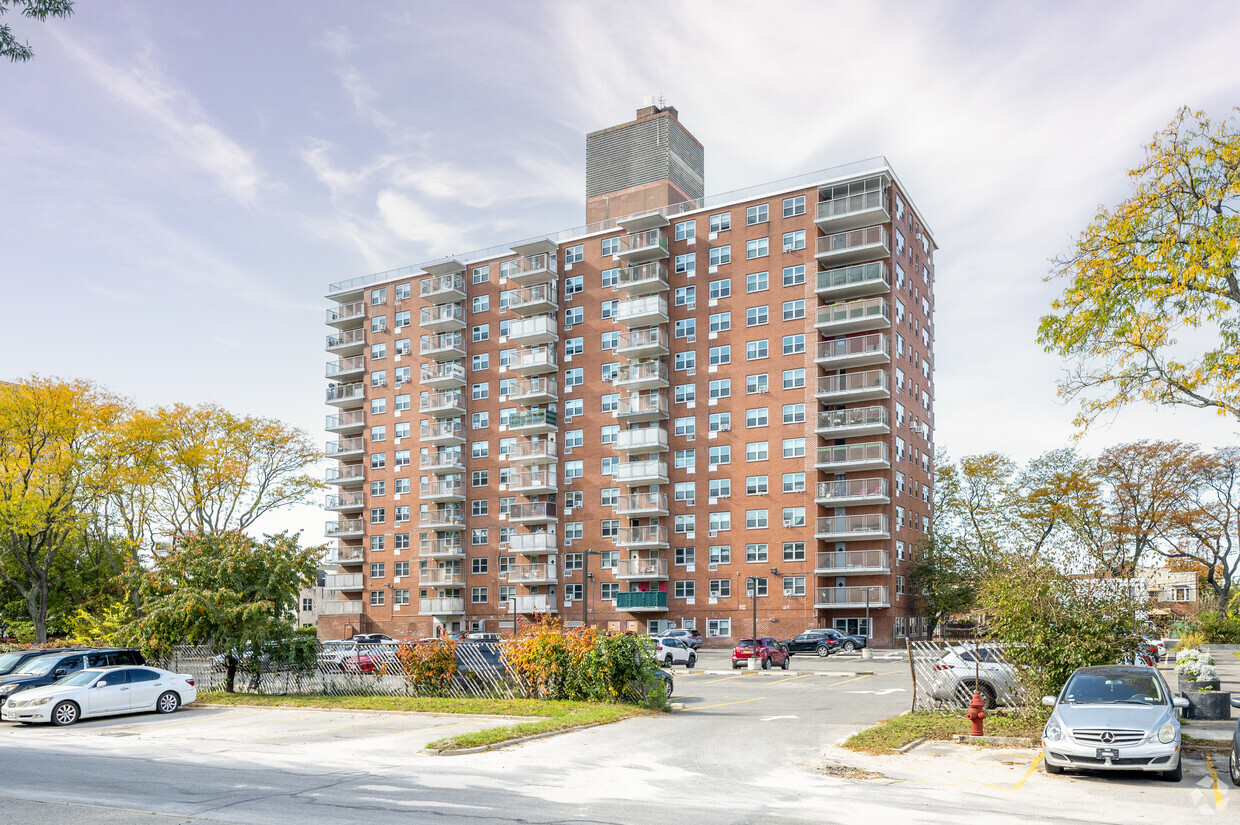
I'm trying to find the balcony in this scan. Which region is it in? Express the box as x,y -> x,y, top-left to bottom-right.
816,406 -> 889,438
324,545 -> 365,566
420,597 -> 466,616
815,514 -> 890,541
508,468 -> 557,494
508,532 -> 557,555
815,550 -> 891,576
420,332 -> 464,360
616,392 -> 668,422
419,507 -> 464,530
324,518 -> 365,539
616,557 -> 669,580
816,261 -> 890,300
507,250 -> 557,287
419,539 -> 465,560
615,591 -> 668,612
420,479 -> 464,502
815,226 -> 890,265
320,598 -> 364,615
325,436 -> 365,459
508,594 -> 556,614
816,369 -> 890,403
507,376 -> 557,404
505,316 -> 558,346
420,420 -> 464,446
324,572 -> 364,592
509,346 -> 557,376
419,303 -> 465,333
507,408 -> 557,434
509,501 -> 558,524
502,563 -> 557,585
325,491 -> 365,511
613,460 -> 669,486
816,333 -> 890,368
617,327 -> 669,359
506,283 -> 558,316
419,567 -> 465,586
420,390 -> 465,418
326,382 -> 365,409
616,295 -> 669,327
508,439 -> 557,465
615,491 -> 669,516
614,262 -> 669,296
419,363 -> 466,389
326,301 -> 365,328
814,185 -> 889,232
814,586 -> 889,609
615,525 -> 669,550
326,355 -> 365,380
325,464 -> 365,487
815,297 -> 890,334
325,327 -> 365,355
616,229 -> 670,263
815,478 -> 891,506
613,361 -> 669,392
615,427 -> 669,453
815,442 -> 891,472
419,273 -> 466,304
420,451 -> 465,474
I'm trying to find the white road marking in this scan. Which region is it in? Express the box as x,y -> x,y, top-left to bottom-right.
845,688 -> 906,696
760,715 -> 799,721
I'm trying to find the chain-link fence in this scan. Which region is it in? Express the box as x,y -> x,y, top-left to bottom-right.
907,639 -> 1030,711
163,642 -> 533,699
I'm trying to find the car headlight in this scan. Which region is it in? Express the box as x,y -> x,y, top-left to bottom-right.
0,684 -> 16,696
1044,721 -> 1062,741
1157,722 -> 1175,744
28,697 -> 53,707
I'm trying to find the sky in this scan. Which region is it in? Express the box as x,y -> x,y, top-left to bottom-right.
2,1 -> 1238,545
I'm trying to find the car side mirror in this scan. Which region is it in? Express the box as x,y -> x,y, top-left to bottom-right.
1172,696 -> 1189,709
53,669 -> 67,679
1230,696 -> 1240,709
1041,696 -> 1057,707
95,680 -> 108,688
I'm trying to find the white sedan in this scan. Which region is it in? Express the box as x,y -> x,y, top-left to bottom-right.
653,637 -> 697,668
1,666 -> 197,726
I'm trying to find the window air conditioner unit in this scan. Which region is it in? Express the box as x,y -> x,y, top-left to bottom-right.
793,484 -> 805,493
783,589 -> 794,597
686,335 -> 696,343
687,369 -> 696,377
783,246 -> 794,253
708,531 -> 718,538
685,434 -> 695,441
709,564 -> 718,572
783,520 -> 796,528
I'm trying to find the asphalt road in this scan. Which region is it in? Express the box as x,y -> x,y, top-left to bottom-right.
0,658 -> 1232,824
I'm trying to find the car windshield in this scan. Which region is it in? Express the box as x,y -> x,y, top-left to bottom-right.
1061,672 -> 1166,705
737,639 -> 756,648
57,670 -> 103,687
14,656 -> 65,676
0,652 -> 29,673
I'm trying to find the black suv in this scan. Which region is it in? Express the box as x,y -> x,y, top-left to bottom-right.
0,648 -> 145,702
0,648 -> 88,678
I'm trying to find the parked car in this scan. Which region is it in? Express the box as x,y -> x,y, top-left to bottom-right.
781,629 -> 840,657
655,668 -> 674,699
1,665 -> 197,726
317,641 -> 360,672
0,648 -> 87,678
1143,638 -> 1166,663
349,633 -> 395,644
463,632 -> 503,642
342,646 -> 402,674
1042,665 -> 1188,781
0,648 -> 145,703
653,637 -> 697,668
819,628 -> 867,653
661,628 -> 703,650
731,638 -> 790,670
1229,695 -> 1240,787
927,644 -> 1021,709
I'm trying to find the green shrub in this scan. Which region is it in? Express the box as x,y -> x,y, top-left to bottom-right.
1194,611 -> 1240,645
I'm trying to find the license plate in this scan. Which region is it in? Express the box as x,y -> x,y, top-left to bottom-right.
1096,748 -> 1119,760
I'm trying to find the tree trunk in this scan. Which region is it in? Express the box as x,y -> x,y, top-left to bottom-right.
225,656 -> 238,693
22,577 -> 49,644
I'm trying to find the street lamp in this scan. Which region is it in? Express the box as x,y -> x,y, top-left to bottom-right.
860,585 -> 882,660
744,569 -> 779,671
579,549 -> 601,629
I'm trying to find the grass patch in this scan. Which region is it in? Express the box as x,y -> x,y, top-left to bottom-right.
843,711 -> 1043,754
197,692 -> 653,751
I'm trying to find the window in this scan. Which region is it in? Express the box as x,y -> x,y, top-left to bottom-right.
746,408 -> 768,428
782,403 -> 805,424
674,417 -> 696,437
674,580 -> 695,599
746,340 -> 768,360
565,368 -> 583,387
709,212 -> 731,233
746,204 -> 768,225
564,306 -> 583,327
471,499 -> 489,517
565,274 -> 583,296
709,579 -> 732,597
472,265 -> 489,284
709,545 -> 731,565
746,578 -> 768,597
564,337 -> 583,356
471,353 -> 489,371
471,528 -> 489,545
782,541 -> 806,562
708,445 -> 730,465
674,252 -> 696,274
471,383 -> 488,401
746,442 -> 769,462
746,238 -> 768,259
746,475 -> 768,495
472,470 -> 488,487
601,237 -> 620,256
746,271 -> 769,293
370,535 -> 385,551
782,368 -> 805,389
782,438 -> 806,458
370,343 -> 386,361
674,352 -> 696,374
708,345 -> 731,366
708,278 -> 731,301
370,480 -> 386,496
564,244 -> 584,264
675,514 -> 695,533
371,453 -> 387,470
472,295 -> 489,313
395,422 -> 410,439
709,312 -> 731,332
674,384 -> 695,403
392,449 -> 409,467
674,449 -> 695,469
600,394 -> 619,413
746,543 -> 768,562
600,300 -> 618,319
471,441 -> 488,458
370,590 -> 385,606
782,300 -> 805,321
597,488 -> 616,507
707,618 -> 731,638
370,425 -> 387,442
601,362 -> 619,381
782,195 -> 806,218
600,582 -> 620,600
708,412 -> 731,432
708,379 -> 730,399
564,429 -> 583,448
746,373 -> 768,394
565,522 -> 584,540
564,460 -> 584,479
781,507 -> 805,527
600,455 -> 619,475
564,583 -> 583,601
709,478 -> 731,498
781,334 -> 805,355
370,562 -> 386,579
675,285 -> 696,306
371,398 -> 386,415
601,267 -> 620,287
783,576 -> 806,597
470,558 -> 488,575
600,330 -> 618,351
600,549 -> 619,568
710,513 -> 732,534
370,507 -> 385,524
674,318 -> 696,339
674,483 -> 695,504
565,398 -> 584,418
471,587 -> 488,604
395,338 -> 410,356
472,411 -> 489,429
393,533 -> 409,550
746,306 -> 769,326
674,219 -> 695,241
746,510 -> 768,529
563,553 -> 583,571
782,264 -> 805,286
472,324 -> 489,342
709,246 -> 731,267
781,230 -> 806,252
674,546 -> 695,565
370,316 -> 386,333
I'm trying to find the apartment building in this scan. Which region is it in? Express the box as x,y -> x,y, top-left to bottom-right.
320,104 -> 936,647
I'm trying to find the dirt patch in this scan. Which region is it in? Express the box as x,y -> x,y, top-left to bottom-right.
815,761 -> 886,780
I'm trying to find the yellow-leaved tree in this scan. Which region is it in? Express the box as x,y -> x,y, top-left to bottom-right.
1038,106 -> 1240,427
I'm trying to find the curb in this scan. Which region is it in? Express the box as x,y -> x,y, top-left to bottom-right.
950,734 -> 1039,748
897,736 -> 927,754
192,702 -> 537,720
429,722 -> 605,755
695,670 -> 874,677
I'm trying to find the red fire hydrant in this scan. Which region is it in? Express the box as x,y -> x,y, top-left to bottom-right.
965,690 -> 987,736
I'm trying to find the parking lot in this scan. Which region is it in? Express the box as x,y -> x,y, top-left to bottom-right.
0,656 -> 1233,825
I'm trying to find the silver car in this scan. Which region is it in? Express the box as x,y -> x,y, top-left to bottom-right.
1042,665 -> 1188,781
927,644 -> 1022,709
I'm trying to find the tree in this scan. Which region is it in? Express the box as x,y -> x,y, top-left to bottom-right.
120,531 -> 320,693
1162,446 -> 1240,612
147,404 -> 322,537
1038,106 -> 1240,429
0,377 -> 127,642
1,0 -> 73,63
908,532 -> 976,640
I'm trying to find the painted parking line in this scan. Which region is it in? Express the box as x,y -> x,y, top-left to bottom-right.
766,673 -> 813,686
677,697 -> 766,712
827,674 -> 873,687
1012,753 -> 1043,791
1205,754 -> 1226,809
702,673 -> 751,684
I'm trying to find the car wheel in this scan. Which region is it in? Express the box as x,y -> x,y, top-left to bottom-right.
687,655 -> 696,669
842,641 -> 855,652
781,655 -> 790,670
1044,760 -> 1064,775
665,655 -> 674,666
732,661 -> 739,669
1229,742 -> 1240,787
762,656 -> 771,670
1162,756 -> 1183,782
816,644 -> 830,658
51,701 -> 79,727
979,684 -> 997,710
156,691 -> 180,714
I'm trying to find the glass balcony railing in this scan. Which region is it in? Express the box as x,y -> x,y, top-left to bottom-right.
816,478 -> 890,502
816,406 -> 889,434
326,328 -> 365,351
816,333 -> 889,363
815,442 -> 890,468
814,586 -> 889,607
815,550 -> 890,572
816,370 -> 889,398
815,514 -> 890,537
615,591 -> 668,610
815,297 -> 890,329
326,301 -> 365,325
816,261 -> 889,295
